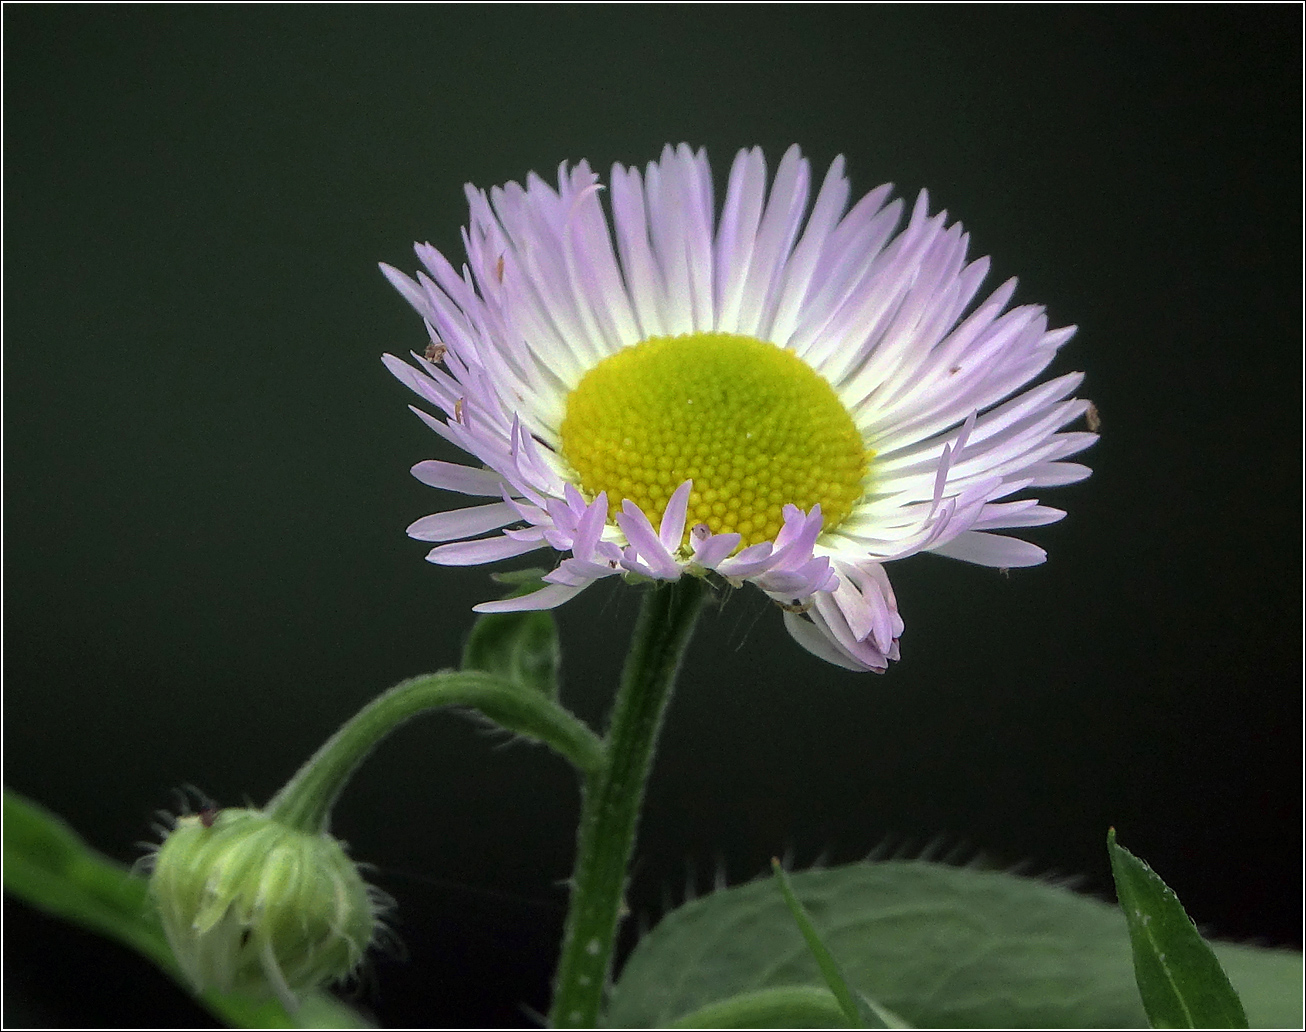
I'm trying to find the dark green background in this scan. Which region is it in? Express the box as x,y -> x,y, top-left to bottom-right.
4,7 -> 1299,1028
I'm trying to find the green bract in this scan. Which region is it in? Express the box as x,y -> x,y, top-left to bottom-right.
148,807 -> 381,1010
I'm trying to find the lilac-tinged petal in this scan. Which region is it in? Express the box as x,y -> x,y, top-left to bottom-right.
716,541 -> 776,580
690,525 -> 742,569
379,263 -> 436,321
540,527 -> 571,551
406,502 -> 519,542
929,530 -> 1047,568
617,500 -> 680,579
659,480 -> 693,552
971,501 -> 1066,530
812,592 -> 894,671
546,494 -> 580,538
831,561 -> 902,656
563,480 -> 588,514
829,569 -> 877,643
783,608 -> 886,673
1023,461 -> 1094,487
769,505 -> 824,565
549,556 -> 621,582
473,581 -> 589,613
571,492 -> 609,558
410,460 -> 505,495
756,559 -> 834,597
424,535 -> 547,566
384,353 -> 450,411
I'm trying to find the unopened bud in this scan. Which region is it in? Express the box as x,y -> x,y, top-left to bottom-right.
148,807 -> 383,1009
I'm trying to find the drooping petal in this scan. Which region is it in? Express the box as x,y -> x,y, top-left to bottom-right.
783,608 -> 873,673
473,581 -> 590,614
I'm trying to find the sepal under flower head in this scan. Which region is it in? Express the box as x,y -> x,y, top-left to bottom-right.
148,807 -> 384,1010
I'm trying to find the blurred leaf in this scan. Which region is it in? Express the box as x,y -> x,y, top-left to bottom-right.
1206,946 -> 1302,1029
1108,829 -> 1248,1028
3,787 -> 172,968
3,788 -> 372,1028
463,570 -> 560,698
607,860 -> 1302,1029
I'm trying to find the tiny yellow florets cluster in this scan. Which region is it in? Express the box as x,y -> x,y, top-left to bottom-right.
560,333 -> 869,549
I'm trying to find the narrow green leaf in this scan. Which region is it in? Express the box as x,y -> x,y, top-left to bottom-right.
3,788 -> 371,1028
771,858 -> 887,1027
1107,829 -> 1249,1028
462,570 -> 561,698
606,860 -> 1302,1029
855,991 -> 911,1029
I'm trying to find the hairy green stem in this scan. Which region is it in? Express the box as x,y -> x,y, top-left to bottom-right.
266,670 -> 604,834
549,576 -> 707,1027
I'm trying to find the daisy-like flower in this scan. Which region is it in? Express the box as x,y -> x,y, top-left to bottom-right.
382,144 -> 1095,673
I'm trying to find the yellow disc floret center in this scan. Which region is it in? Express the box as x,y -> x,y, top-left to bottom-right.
559,333 -> 869,549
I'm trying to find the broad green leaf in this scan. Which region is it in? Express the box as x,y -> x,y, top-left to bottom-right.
771,859 -> 898,1027
3,788 -> 371,1028
462,569 -> 560,698
1206,947 -> 1302,1029
1108,829 -> 1248,1028
668,985 -> 850,1027
607,860 -> 1302,1029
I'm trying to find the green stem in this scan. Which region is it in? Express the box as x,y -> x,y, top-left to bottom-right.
548,576 -> 707,1027
266,670 -> 604,834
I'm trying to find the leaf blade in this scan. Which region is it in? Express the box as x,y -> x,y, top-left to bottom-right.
1107,829 -> 1249,1028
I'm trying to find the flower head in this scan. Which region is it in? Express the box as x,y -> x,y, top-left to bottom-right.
148,807 -> 384,1010
382,144 -> 1094,672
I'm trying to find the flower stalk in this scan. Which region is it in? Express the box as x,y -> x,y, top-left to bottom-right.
549,576 -> 707,1027
267,670 -> 604,835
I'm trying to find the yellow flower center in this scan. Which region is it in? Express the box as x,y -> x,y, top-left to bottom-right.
559,332 -> 870,548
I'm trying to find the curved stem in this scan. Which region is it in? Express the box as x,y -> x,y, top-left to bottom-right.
549,576 -> 707,1027
266,670 -> 604,834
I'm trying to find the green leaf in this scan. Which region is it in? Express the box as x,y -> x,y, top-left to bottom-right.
607,860 -> 1302,1029
1107,829 -> 1248,1028
668,985 -> 850,1027
462,570 -> 560,698
770,859 -> 898,1027
3,788 -> 372,1028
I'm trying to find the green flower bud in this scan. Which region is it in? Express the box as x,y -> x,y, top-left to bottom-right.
148,806 -> 384,1009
